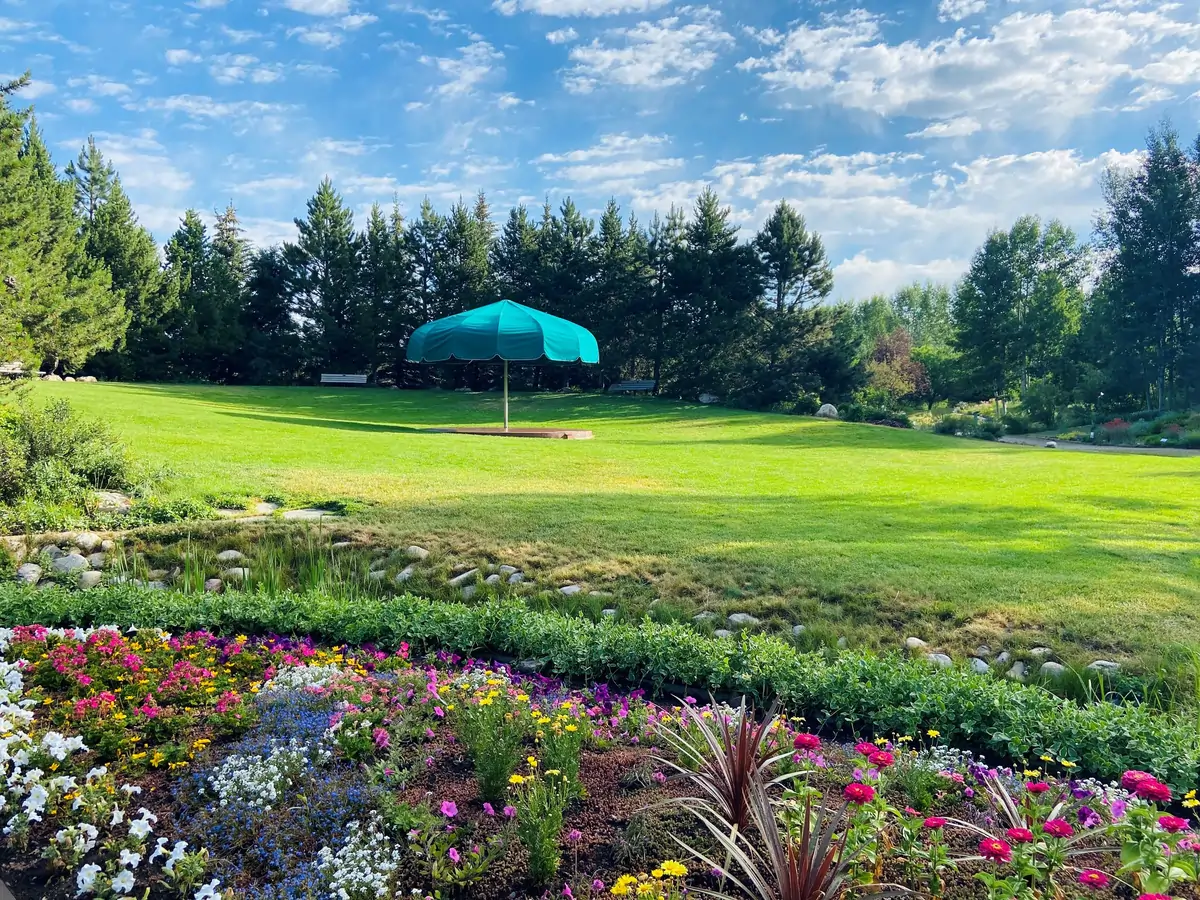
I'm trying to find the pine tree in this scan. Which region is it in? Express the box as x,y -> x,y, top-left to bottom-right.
0,83 -> 38,385
754,201 -> 832,314
65,136 -> 116,224
645,208 -> 686,387
240,247 -> 302,383
491,205 -> 539,305
285,178 -> 367,374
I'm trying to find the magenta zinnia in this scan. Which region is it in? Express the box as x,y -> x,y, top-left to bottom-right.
843,782 -> 876,805
1005,827 -> 1034,844
923,816 -> 947,830
1134,779 -> 1172,803
1077,870 -> 1109,891
1043,818 -> 1074,838
793,733 -> 821,751
1158,815 -> 1190,833
868,750 -> 895,769
979,837 -> 1013,863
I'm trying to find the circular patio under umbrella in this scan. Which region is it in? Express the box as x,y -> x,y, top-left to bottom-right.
405,299 -> 600,435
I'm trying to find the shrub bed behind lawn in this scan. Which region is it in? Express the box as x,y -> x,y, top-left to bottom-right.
0,583 -> 1197,791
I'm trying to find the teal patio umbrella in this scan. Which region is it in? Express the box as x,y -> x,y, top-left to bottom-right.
405,299 -> 600,431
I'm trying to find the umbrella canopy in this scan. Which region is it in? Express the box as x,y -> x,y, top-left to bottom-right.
405,299 -> 599,432
405,299 -> 599,365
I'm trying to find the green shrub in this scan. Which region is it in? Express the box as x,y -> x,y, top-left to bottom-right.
842,404 -> 912,428
1000,413 -> 1033,435
934,414 -> 1003,440
0,583 -> 1196,791
1019,379 -> 1062,428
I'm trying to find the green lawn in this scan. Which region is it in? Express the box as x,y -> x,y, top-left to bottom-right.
32,381 -> 1200,668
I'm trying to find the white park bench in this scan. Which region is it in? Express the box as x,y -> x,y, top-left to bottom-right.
607,379 -> 656,394
320,373 -> 369,386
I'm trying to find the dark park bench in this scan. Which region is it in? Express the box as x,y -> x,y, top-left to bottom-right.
319,373 -> 369,386
607,379 -> 656,394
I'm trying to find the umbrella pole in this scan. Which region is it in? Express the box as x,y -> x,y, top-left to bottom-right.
503,360 -> 509,432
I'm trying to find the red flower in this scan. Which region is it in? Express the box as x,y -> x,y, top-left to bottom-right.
1043,819 -> 1074,838
1077,870 -> 1109,891
793,733 -> 821,751
979,837 -> 1012,864
868,750 -> 895,769
1158,815 -> 1190,833
1005,827 -> 1034,844
923,817 -> 947,830
1134,779 -> 1172,803
1025,781 -> 1050,794
1137,895 -> 1171,900
844,782 -> 876,805
854,741 -> 877,757
1121,770 -> 1154,791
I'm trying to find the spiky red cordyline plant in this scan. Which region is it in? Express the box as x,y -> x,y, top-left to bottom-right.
676,775 -> 900,900
652,696 -> 796,834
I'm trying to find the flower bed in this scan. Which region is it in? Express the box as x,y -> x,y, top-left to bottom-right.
1,583 -> 1197,790
2,625 -> 1199,900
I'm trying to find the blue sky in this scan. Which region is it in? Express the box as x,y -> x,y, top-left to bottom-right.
4,0 -> 1199,298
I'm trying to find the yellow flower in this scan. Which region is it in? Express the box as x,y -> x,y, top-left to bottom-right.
1060,760 -> 1076,769
660,860 -> 687,878
926,729 -> 940,739
565,724 -> 578,732
651,870 -> 663,879
1040,755 -> 1054,763
1023,769 -> 1041,778
509,774 -> 526,785
527,757 -> 538,768
1184,799 -> 1199,809
546,769 -> 561,777
131,752 -> 147,761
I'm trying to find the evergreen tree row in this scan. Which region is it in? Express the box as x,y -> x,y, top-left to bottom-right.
4,71 -> 1200,415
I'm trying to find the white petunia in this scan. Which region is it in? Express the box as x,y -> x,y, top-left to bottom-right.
111,869 -> 136,894
195,878 -> 221,900
76,863 -> 101,896
110,808 -> 124,826
129,818 -> 152,840
118,849 -> 142,869
149,837 -> 169,863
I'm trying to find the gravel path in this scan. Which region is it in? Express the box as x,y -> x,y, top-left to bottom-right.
998,435 -> 1200,457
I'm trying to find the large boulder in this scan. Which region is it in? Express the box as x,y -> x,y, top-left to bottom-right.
904,636 -> 928,651
204,578 -> 224,593
507,572 -> 525,584
78,571 -> 103,590
222,567 -> 250,584
448,568 -> 478,588
816,404 -> 839,419
75,532 -> 102,553
52,554 -> 90,575
968,657 -> 991,674
15,563 -> 41,586
559,584 -> 582,596
727,612 -> 760,628
394,565 -> 416,584
216,549 -> 246,564
1039,661 -> 1067,679
406,546 -> 430,561
925,653 -> 954,668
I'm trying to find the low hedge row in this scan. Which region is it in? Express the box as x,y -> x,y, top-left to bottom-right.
0,583 -> 1196,789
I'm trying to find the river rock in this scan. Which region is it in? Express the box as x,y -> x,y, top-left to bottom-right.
405,546 -> 429,561
77,571 -> 103,590
1028,647 -> 1054,658
41,545 -> 65,560
969,657 -> 991,674
904,636 -> 928,651
216,550 -> 246,564
1006,662 -> 1027,681
75,532 -> 102,553
222,567 -> 249,584
601,608 -> 618,617
1086,660 -> 1120,673
994,651 -> 1011,665
204,578 -> 223,593
86,552 -> 106,569
713,629 -> 734,639
15,563 -> 41,585
95,491 -> 132,512
331,541 -> 355,549
1044,440 -> 1057,449
559,584 -> 582,596
974,645 -> 992,659
448,569 -> 478,588
368,569 -> 386,582
100,540 -> 115,552
498,565 -> 518,575
693,612 -> 717,624
484,573 -> 502,585
462,585 -> 476,600
837,637 -> 848,649
369,557 -> 388,572
1039,661 -> 1067,679
507,572 -> 524,584
147,569 -> 168,581
394,565 -> 415,584
925,653 -> 954,668
52,554 -> 90,575
792,624 -> 807,636
727,613 -> 760,628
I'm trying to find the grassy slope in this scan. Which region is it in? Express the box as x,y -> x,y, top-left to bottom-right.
33,381 -> 1200,665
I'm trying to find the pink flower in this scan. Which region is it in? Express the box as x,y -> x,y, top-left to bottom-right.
483,803 -> 495,816
844,782 -> 875,805
923,817 -> 947,830
1135,779 -> 1172,803
440,800 -> 458,818
373,727 -> 390,750
979,837 -> 1012,864
1159,815 -> 1190,833
793,733 -> 821,751
447,848 -> 460,864
1043,819 -> 1073,838
1025,782 -> 1050,794
868,750 -> 894,769
434,706 -> 445,718
566,829 -> 582,844
1137,895 -> 1171,900
1121,770 -> 1154,791
652,771 -> 666,784
1006,828 -> 1034,844
503,805 -> 516,818
1077,870 -> 1109,891
592,880 -> 605,892
854,741 -> 876,757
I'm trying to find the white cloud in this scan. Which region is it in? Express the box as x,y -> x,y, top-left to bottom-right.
208,54 -> 285,84
420,40 -> 503,96
834,254 -> 969,299
546,27 -> 578,43
564,7 -> 733,92
534,132 -> 682,192
496,92 -> 531,108
283,0 -> 350,15
404,100 -> 429,111
937,0 -> 985,23
290,27 -> 343,48
906,116 -> 982,139
165,48 -> 202,64
11,78 -> 55,99
234,175 -> 308,192
494,0 -> 669,15
65,75 -> 131,97
136,94 -> 292,130
64,98 -> 97,113
222,26 -> 262,43
740,6 -> 1200,130
90,130 -> 194,194
193,0 -> 230,7
340,13 -> 378,29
